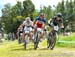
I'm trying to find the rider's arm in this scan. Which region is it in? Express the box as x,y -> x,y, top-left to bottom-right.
48,19 -> 52,26
18,24 -> 23,29
30,21 -> 34,27
22,21 -> 25,26
17,24 -> 23,33
42,22 -> 46,28
60,19 -> 64,28
42,18 -> 46,28
61,23 -> 64,28
33,18 -> 39,26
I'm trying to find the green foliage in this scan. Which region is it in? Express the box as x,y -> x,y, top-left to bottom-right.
57,33 -> 75,47
0,34 -> 75,57
55,0 -> 75,31
1,0 -> 75,33
33,10 -> 39,19
42,6 -> 53,20
1,0 -> 35,33
22,0 -> 35,17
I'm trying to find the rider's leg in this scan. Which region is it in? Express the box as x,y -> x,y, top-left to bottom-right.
22,32 -> 25,42
50,27 -> 54,34
32,28 -> 37,40
39,28 -> 45,39
29,32 -> 33,40
39,30 -> 44,42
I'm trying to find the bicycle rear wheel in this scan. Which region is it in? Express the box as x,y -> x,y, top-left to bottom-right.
34,33 -> 39,50
24,35 -> 29,50
47,31 -> 56,50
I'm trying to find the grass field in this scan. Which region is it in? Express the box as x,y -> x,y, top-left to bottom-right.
57,33 -> 75,47
0,33 -> 75,57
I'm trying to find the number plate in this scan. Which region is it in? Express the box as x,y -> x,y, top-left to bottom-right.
54,26 -> 59,31
25,31 -> 29,33
20,33 -> 23,35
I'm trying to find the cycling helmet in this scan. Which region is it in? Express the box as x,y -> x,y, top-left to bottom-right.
56,13 -> 63,18
39,13 -> 44,16
25,17 -> 31,21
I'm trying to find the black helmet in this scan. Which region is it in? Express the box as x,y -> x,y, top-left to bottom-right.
56,13 -> 63,18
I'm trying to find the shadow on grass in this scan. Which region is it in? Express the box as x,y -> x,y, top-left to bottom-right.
10,47 -> 49,51
39,48 -> 48,50
10,47 -> 35,51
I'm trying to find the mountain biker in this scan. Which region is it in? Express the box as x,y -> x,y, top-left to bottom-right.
17,24 -> 23,37
22,17 -> 33,40
17,24 -> 23,44
33,13 -> 46,39
48,13 -> 64,33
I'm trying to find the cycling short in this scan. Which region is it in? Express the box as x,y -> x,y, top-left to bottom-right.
48,22 -> 59,31
24,26 -> 32,32
37,28 -> 43,34
19,31 -> 23,33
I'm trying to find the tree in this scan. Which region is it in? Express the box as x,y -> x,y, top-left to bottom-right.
42,6 -> 53,20
1,0 -> 35,33
1,3 -> 12,33
22,0 -> 35,17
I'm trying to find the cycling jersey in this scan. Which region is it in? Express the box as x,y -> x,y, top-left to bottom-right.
23,20 -> 33,32
48,17 -> 63,26
23,21 -> 33,27
35,16 -> 46,28
53,18 -> 63,26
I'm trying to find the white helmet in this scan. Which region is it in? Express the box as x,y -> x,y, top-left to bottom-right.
25,17 -> 31,21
